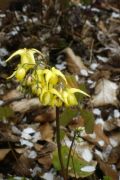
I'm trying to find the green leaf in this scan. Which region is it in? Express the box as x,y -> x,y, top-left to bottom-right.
103,176 -> 112,180
0,106 -> 14,120
80,109 -> 95,134
77,83 -> 89,102
52,145 -> 96,178
60,107 -> 79,126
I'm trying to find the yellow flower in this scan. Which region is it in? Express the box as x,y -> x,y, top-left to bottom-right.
15,67 -> 26,81
6,48 -> 43,66
40,87 -> 63,106
62,88 -> 89,106
31,83 -> 42,95
7,65 -> 27,81
6,48 -> 44,81
32,68 -> 45,87
43,67 -> 67,86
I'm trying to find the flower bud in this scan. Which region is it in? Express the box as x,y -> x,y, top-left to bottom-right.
41,92 -> 53,105
15,67 -> 26,81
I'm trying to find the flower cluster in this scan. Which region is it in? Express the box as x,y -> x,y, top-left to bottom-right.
6,48 -> 89,107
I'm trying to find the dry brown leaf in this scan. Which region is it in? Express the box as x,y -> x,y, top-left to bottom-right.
10,98 -> 41,113
0,149 -> 10,161
37,155 -> 52,170
39,123 -> 53,141
86,124 -> 110,147
91,78 -> 119,106
63,47 -> 88,74
109,132 -> 120,147
34,107 -> 56,123
98,159 -> 118,180
13,154 -> 33,176
3,89 -> 23,101
107,145 -> 120,164
104,118 -> 120,131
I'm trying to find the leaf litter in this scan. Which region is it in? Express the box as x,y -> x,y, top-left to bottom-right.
0,0 -> 120,179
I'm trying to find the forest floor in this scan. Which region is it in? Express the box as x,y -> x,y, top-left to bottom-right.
0,0 -> 120,179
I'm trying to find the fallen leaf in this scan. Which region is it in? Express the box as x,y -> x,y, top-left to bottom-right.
34,107 -> 56,123
13,154 -> 33,176
91,78 -> 119,106
38,155 -> 52,170
3,89 -> 22,101
63,47 -> 88,74
0,149 -> 10,161
10,98 -> 41,113
98,159 -> 118,180
39,123 -> 54,141
104,118 -> 120,131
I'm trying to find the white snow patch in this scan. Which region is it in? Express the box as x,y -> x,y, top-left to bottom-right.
90,63 -> 98,70
32,17 -> 38,23
31,166 -> 41,177
0,100 -> 4,105
95,149 -> 103,160
81,149 -> 93,162
95,118 -> 104,126
28,150 -> 37,159
81,166 -> 95,172
22,15 -> 28,22
21,127 -> 36,140
55,62 -> 66,70
89,132 -> 96,139
97,55 -> 108,62
62,136 -> 72,148
32,132 -> 41,142
42,172 -> 54,180
111,12 -> 120,18
93,108 -> 101,116
0,48 -> 8,56
0,14 -> 6,18
91,8 -> 100,12
110,137 -> 118,147
113,109 -> 120,118
89,81 -> 96,89
87,79 -> 94,84
20,139 -> 33,147
98,140 -> 105,147
0,58 -> 6,67
80,69 -> 88,77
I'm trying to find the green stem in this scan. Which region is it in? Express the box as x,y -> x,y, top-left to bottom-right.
56,107 -> 67,180
66,131 -> 76,178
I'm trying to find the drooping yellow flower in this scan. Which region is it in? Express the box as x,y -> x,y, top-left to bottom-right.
6,48 -> 89,107
7,65 -> 27,81
6,48 -> 44,81
43,67 -> 67,86
6,48 -> 43,66
32,68 -> 45,87
40,87 -> 64,106
62,88 -> 89,106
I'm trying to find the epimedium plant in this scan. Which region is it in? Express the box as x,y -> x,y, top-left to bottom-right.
6,48 -> 96,179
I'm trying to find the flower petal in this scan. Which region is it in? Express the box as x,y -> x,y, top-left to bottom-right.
51,67 -> 67,83
68,88 -> 90,97
6,49 -> 26,62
